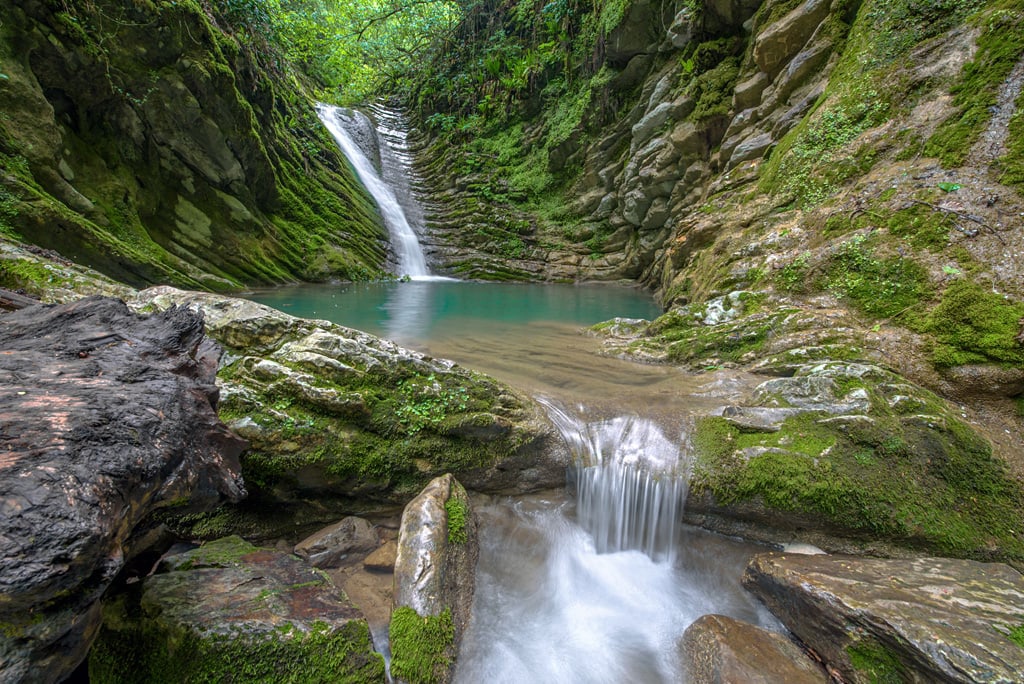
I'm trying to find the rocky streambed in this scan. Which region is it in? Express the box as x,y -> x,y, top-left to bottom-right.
2,281 -> 1023,682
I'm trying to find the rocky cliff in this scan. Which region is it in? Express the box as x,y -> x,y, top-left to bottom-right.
0,0 -> 388,291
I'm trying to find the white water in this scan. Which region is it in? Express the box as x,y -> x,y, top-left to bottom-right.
542,400 -> 689,563
316,104 -> 432,279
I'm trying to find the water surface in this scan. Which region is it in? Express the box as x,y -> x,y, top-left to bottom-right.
248,280 -> 780,683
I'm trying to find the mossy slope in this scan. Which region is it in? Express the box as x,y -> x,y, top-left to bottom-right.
0,0 -> 387,291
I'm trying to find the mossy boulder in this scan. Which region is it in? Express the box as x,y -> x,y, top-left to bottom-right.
391,475 -> 478,684
89,536 -> 385,683
686,361 -> 1024,565
131,287 -> 569,539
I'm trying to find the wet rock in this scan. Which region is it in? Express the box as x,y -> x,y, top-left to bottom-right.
733,71 -> 772,111
667,7 -> 697,49
0,297 -> 245,683
90,536 -> 385,682
364,540 -> 399,572
679,349 -> 1024,561
753,0 -> 830,76
391,474 -> 478,684
294,516 -> 379,569
728,131 -> 774,168
133,287 -> 569,537
743,552 -> 1024,683
680,614 -> 828,683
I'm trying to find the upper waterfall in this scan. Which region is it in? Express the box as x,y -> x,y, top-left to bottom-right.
317,104 -> 431,279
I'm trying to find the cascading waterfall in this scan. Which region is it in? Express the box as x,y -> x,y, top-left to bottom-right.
540,399 -> 690,563
316,104 -> 431,279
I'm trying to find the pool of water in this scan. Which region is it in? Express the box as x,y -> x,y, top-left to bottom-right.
247,280 -> 780,683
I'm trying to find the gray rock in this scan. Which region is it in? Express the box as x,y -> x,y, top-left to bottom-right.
0,297 -> 245,683
728,131 -> 774,168
631,101 -> 677,151
753,0 -> 830,76
667,7 -> 697,49
294,516 -> 379,568
743,553 -> 1024,683
680,614 -> 828,683
733,71 -> 772,111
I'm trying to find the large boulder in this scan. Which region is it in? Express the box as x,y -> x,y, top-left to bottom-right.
0,297 -> 245,683
680,614 -> 828,683
89,536 -> 385,682
390,474 -> 479,684
132,287 -> 569,538
743,552 -> 1024,683
686,360 -> 1024,563
294,516 -> 380,569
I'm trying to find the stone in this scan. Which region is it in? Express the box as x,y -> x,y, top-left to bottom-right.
743,553 -> 1024,683
753,0 -> 831,76
774,39 -> 834,103
733,71 -> 772,111
294,516 -> 379,568
0,297 -> 245,683
728,131 -> 774,168
680,614 -> 828,683
132,287 -> 570,537
90,536 -> 385,682
364,539 -> 399,572
391,474 -> 479,684
631,101 -> 677,152
667,7 -> 697,49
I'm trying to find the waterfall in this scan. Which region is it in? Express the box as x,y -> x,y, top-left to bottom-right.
317,104 -> 431,279
541,399 -> 690,563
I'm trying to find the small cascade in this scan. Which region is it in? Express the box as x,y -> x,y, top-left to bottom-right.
541,399 -> 690,563
316,104 -> 430,279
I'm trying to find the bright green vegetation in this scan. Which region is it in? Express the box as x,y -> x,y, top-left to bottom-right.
925,1 -> 1024,167
818,234 -> 931,319
388,607 -> 455,684
922,279 -> 1024,367
445,496 -> 469,544
847,639 -> 906,684
90,606 -> 384,683
691,385 -> 1024,562
1007,624 -> 1024,648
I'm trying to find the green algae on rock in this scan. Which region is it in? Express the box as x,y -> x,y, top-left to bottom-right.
89,536 -> 385,683
687,362 -> 1024,565
131,287 -> 568,539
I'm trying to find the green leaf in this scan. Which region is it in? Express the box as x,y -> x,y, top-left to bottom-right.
937,182 -> 961,192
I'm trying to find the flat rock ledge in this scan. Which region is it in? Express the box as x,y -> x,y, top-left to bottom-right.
743,552 -> 1024,683
89,536 -> 385,681
391,474 -> 479,684
0,296 -> 246,683
679,614 -> 828,684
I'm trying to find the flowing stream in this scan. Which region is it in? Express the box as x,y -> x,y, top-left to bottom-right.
259,108 -> 785,681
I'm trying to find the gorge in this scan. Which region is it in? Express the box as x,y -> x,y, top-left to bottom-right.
2,0 -> 1024,682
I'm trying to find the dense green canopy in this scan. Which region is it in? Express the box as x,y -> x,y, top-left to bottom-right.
215,0 -> 463,100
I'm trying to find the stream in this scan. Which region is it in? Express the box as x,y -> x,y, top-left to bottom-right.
249,107 -> 785,682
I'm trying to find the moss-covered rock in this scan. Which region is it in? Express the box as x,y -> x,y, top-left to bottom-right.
686,361 -> 1024,565
89,536 -> 385,683
0,0 -> 387,290
131,287 -> 568,539
390,474 -> 478,684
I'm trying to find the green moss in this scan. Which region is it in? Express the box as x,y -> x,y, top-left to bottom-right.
444,497 -> 469,544
923,279 -> 1024,367
925,3 -> 1024,167
691,393 -> 1024,562
847,639 -> 906,684
1007,624 -> 1024,648
0,257 -> 73,290
388,607 -> 455,684
90,614 -> 384,683
885,203 -> 953,250
818,234 -> 931,319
